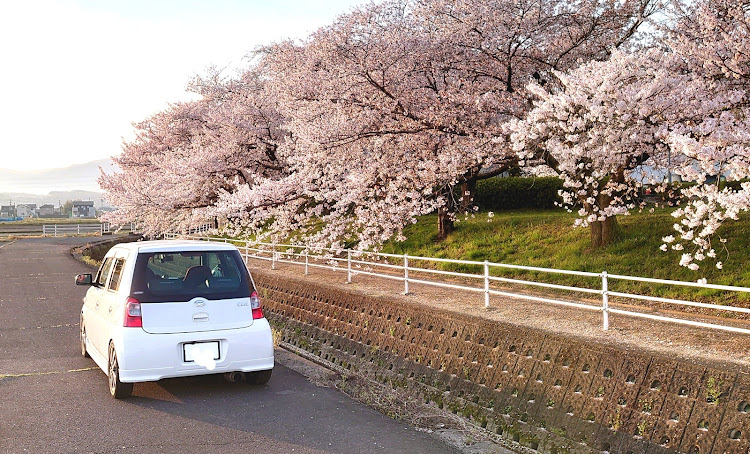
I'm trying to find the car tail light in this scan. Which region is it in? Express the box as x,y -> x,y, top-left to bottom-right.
124,297 -> 142,327
250,291 -> 263,320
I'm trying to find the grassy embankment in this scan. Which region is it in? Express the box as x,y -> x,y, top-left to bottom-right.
198,207 -> 750,309
377,208 -> 750,308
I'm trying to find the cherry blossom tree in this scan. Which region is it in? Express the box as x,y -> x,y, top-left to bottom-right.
417,0 -> 665,223
507,49 -> 698,246
100,67 -> 288,237
251,0 -> 514,245
509,0 -> 750,262
214,0 -> 663,248
659,0 -> 750,270
102,0 -> 665,250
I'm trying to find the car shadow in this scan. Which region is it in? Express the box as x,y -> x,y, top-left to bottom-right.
122,363 -> 454,454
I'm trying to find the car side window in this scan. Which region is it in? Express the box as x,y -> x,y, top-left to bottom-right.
108,258 -> 126,292
95,258 -> 114,287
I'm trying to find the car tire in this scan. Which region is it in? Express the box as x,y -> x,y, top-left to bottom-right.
108,343 -> 133,399
80,316 -> 90,358
247,369 -> 272,385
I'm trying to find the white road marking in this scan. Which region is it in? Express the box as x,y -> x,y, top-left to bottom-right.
0,240 -> 18,249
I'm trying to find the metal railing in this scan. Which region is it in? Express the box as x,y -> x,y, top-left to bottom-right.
166,234 -> 750,335
43,223 -> 110,237
187,224 -> 212,234
41,222 -> 145,237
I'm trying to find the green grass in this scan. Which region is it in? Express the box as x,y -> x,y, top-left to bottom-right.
378,209 -> 750,307
210,207 -> 750,308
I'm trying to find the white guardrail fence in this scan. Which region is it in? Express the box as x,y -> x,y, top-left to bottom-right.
164,233 -> 750,335
43,223 -> 110,237
42,222 -> 141,237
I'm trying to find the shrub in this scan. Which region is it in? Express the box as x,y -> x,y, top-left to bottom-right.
473,177 -> 563,211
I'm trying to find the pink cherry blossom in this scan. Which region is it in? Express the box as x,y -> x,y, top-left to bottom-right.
509,0 -> 750,267
102,0 -> 667,252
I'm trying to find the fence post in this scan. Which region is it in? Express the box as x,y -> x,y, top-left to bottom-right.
602,271 -> 609,330
271,242 -> 276,270
404,254 -> 410,295
77,224 -> 80,235
305,249 -> 309,275
54,224 -> 57,237
484,260 -> 490,308
43,225 -> 46,237
347,249 -> 352,284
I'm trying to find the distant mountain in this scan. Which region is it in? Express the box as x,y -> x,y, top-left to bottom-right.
0,159 -> 119,207
0,159 -> 118,197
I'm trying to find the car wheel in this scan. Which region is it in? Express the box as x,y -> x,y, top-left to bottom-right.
108,343 -> 133,399
80,316 -> 89,358
247,369 -> 272,385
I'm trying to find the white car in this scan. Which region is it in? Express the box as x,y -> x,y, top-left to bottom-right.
76,240 -> 274,398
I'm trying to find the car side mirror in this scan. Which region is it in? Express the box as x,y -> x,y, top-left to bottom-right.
75,273 -> 93,285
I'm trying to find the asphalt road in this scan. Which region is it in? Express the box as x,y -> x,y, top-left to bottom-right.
0,237 -> 459,454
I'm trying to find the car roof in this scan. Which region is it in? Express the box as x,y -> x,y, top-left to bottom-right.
111,240 -> 239,254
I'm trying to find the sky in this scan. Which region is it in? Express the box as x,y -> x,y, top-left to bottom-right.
0,0 -> 371,172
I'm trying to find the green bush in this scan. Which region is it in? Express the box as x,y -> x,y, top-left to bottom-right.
473,177 -> 563,211
722,180 -> 748,191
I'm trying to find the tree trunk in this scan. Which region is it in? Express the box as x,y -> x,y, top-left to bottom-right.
588,191 -> 620,247
459,179 -> 477,213
437,205 -> 454,241
589,216 -> 619,248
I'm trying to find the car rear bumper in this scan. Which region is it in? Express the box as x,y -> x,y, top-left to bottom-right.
114,318 -> 274,383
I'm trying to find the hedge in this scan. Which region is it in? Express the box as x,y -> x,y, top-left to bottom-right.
473,176 -> 563,211
473,177 -> 749,212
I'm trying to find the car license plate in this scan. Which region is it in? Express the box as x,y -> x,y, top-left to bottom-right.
183,341 -> 220,362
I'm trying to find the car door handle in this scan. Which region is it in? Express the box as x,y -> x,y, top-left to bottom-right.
193,312 -> 209,322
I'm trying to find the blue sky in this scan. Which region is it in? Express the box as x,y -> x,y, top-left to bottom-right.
0,0 -> 370,171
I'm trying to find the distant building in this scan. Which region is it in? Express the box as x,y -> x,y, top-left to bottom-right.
0,205 -> 16,218
39,204 -> 55,217
16,204 -> 37,218
71,200 -> 96,218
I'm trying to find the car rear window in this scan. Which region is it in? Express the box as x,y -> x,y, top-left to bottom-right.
130,250 -> 253,302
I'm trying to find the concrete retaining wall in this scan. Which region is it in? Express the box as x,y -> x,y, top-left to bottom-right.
256,270 -> 749,454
